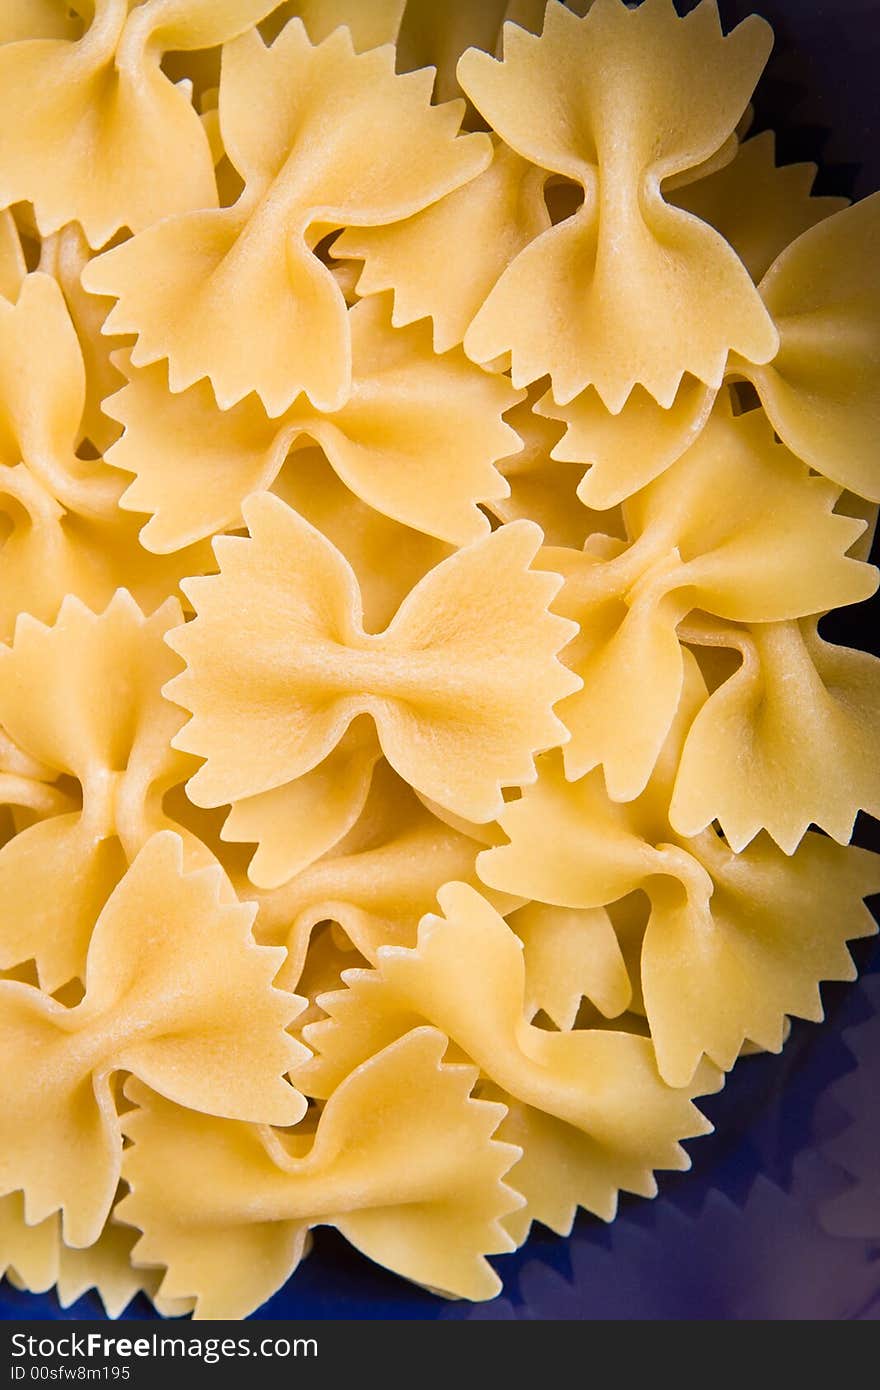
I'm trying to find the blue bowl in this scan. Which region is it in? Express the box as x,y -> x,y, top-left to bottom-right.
3,0 -> 879,1321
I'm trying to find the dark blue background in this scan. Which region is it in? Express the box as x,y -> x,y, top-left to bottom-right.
2,0 -> 879,1320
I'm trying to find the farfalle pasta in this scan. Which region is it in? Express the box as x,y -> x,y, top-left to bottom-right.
166,501 -> 579,824
1,0 -> 878,1322
0,831 -> 305,1245
478,655 -> 880,1087
83,19 -> 491,413
105,294 -> 520,549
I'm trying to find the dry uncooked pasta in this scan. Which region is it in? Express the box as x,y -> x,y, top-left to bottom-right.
1,0 -> 878,1320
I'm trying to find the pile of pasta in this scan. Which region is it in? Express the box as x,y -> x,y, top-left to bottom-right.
1,0 -> 879,1321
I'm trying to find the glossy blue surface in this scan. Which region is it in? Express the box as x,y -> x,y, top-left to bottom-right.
2,0 -> 879,1321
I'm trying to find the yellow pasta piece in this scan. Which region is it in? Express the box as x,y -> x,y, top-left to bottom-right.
223,719 -> 382,892
536,375 -> 717,510
508,900 -> 631,1028
0,273 -> 117,517
488,387 -> 623,550
0,1 -> 81,43
0,831 -> 306,1248
3,1201 -> 162,1319
119,1029 -> 522,1316
397,0 -> 550,104
270,450 -> 453,632
457,0 -> 778,407
0,592 -> 203,989
479,655 -> 880,1087
0,1193 -> 57,1296
246,760 -> 512,989
266,0 -> 406,52
0,1 -> 281,246
0,275 -> 213,639
671,617 -> 880,853
83,19 -> 491,414
733,194 -> 880,502
670,128 -> 849,283
336,138 -> 551,353
105,294 -> 520,550
548,404 -> 875,799
301,882 -> 716,1240
167,498 -> 579,824
0,0 -> 877,1318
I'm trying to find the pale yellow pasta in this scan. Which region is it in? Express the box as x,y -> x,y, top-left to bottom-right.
1,1194 -> 57,1296
478,655 -> 880,1087
536,375 -> 717,511
166,499 -> 579,823
0,832 -> 305,1248
0,0 -> 878,1320
300,882 -> 717,1240
0,593 -> 205,989
83,19 -> 491,414
671,617 -> 880,853
508,900 -> 632,1028
487,386 -> 627,550
0,274 -> 214,639
456,0 -> 778,407
336,138 -> 551,353
4,1204 -> 164,1320
547,403 -> 874,799
670,128 -> 850,284
119,1029 -> 522,1317
38,225 -> 128,455
0,1 -> 280,247
732,195 -> 880,501
104,294 -> 520,550
244,760 -> 518,989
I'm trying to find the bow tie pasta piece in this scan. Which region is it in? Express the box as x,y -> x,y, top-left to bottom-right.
84,19 -> 492,415
336,139 -> 551,354
536,375 -> 717,511
486,387 -> 628,550
118,1028 -> 522,1317
457,0 -> 778,408
0,473 -> 216,645
247,761 -> 515,989
508,901 -> 631,1029
0,831 -> 306,1249
670,618 -> 880,854
3,1203 -> 162,1319
548,405 -> 876,800
52,1217 -> 161,1319
0,0 -> 283,247
0,1193 -> 57,1296
166,496 -> 579,824
292,923 -> 368,1037
0,592 -> 211,990
270,449 -> 453,632
732,194 -> 880,503
105,294 -> 519,552
301,883 -> 716,1242
670,129 -> 849,284
224,720 -> 382,893
478,656 -> 880,1088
